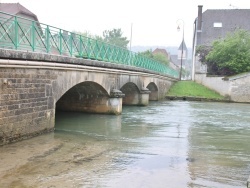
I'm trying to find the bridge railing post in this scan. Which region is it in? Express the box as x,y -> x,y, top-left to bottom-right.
45,25 -> 50,53
79,35 -> 83,58
59,29 -> 62,55
69,32 -> 73,57
31,21 -> 35,51
14,16 -> 18,50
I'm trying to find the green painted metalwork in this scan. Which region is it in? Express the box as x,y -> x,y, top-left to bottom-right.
0,11 -> 179,78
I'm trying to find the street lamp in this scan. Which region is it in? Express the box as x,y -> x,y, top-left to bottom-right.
177,19 -> 185,80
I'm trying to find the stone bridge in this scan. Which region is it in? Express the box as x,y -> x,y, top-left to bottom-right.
0,50 -> 177,145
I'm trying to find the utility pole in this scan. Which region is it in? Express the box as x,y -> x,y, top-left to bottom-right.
129,23 -> 133,51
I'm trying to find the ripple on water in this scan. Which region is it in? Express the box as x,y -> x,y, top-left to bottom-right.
0,101 -> 250,187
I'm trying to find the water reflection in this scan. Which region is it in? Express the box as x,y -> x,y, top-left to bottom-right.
56,112 -> 122,138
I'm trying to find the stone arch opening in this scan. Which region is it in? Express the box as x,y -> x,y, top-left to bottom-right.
146,82 -> 159,101
120,82 -> 141,105
56,81 -> 110,113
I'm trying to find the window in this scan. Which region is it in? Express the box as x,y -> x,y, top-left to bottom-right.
213,22 -> 222,27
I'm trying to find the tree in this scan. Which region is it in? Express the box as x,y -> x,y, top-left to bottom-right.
196,45 -> 212,64
139,49 -> 169,65
139,49 -> 154,58
73,31 -> 103,41
198,29 -> 250,76
153,53 -> 169,65
103,28 -> 129,48
195,45 -> 217,74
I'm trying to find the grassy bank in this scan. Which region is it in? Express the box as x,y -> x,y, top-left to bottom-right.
167,81 -> 224,100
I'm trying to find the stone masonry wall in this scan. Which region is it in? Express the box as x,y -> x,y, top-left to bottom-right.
0,68 -> 56,145
195,72 -> 250,102
195,73 -> 230,96
158,79 -> 173,99
230,74 -> 250,102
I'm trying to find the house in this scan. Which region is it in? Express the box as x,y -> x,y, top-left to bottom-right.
192,5 -> 250,80
0,3 -> 44,51
0,3 -> 70,55
152,48 -> 170,59
0,3 -> 38,21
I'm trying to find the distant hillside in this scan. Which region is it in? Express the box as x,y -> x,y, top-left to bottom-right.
131,46 -> 192,60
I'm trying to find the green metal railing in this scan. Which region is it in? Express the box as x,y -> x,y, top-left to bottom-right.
0,11 -> 179,78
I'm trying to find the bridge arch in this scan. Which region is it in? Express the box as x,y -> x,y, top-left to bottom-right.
54,71 -> 112,102
146,82 -> 159,101
120,82 -> 149,106
56,81 -> 116,114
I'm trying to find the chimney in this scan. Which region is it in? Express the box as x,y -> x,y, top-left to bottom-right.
197,5 -> 203,31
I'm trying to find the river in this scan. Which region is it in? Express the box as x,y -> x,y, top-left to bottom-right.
0,101 -> 250,188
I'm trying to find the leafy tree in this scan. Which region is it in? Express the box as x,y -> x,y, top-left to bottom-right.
196,45 -> 211,63
139,49 -> 154,58
73,31 -> 103,41
197,29 -> 250,76
195,45 -> 218,74
139,49 -> 169,65
103,28 -> 129,48
73,28 -> 129,48
73,31 -> 91,38
153,53 -> 169,65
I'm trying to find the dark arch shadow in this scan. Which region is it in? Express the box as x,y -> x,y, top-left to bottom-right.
56,81 -> 109,112
146,82 -> 158,101
120,82 -> 140,105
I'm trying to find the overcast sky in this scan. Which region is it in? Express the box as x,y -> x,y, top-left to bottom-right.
1,0 -> 250,48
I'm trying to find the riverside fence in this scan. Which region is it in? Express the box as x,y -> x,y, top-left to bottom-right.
0,11 -> 179,78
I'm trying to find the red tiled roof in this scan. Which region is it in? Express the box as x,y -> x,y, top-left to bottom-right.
152,48 -> 169,58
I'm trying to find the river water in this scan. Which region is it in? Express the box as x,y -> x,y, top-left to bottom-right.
0,101 -> 250,188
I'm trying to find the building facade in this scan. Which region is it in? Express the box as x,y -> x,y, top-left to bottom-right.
192,6 -> 250,80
